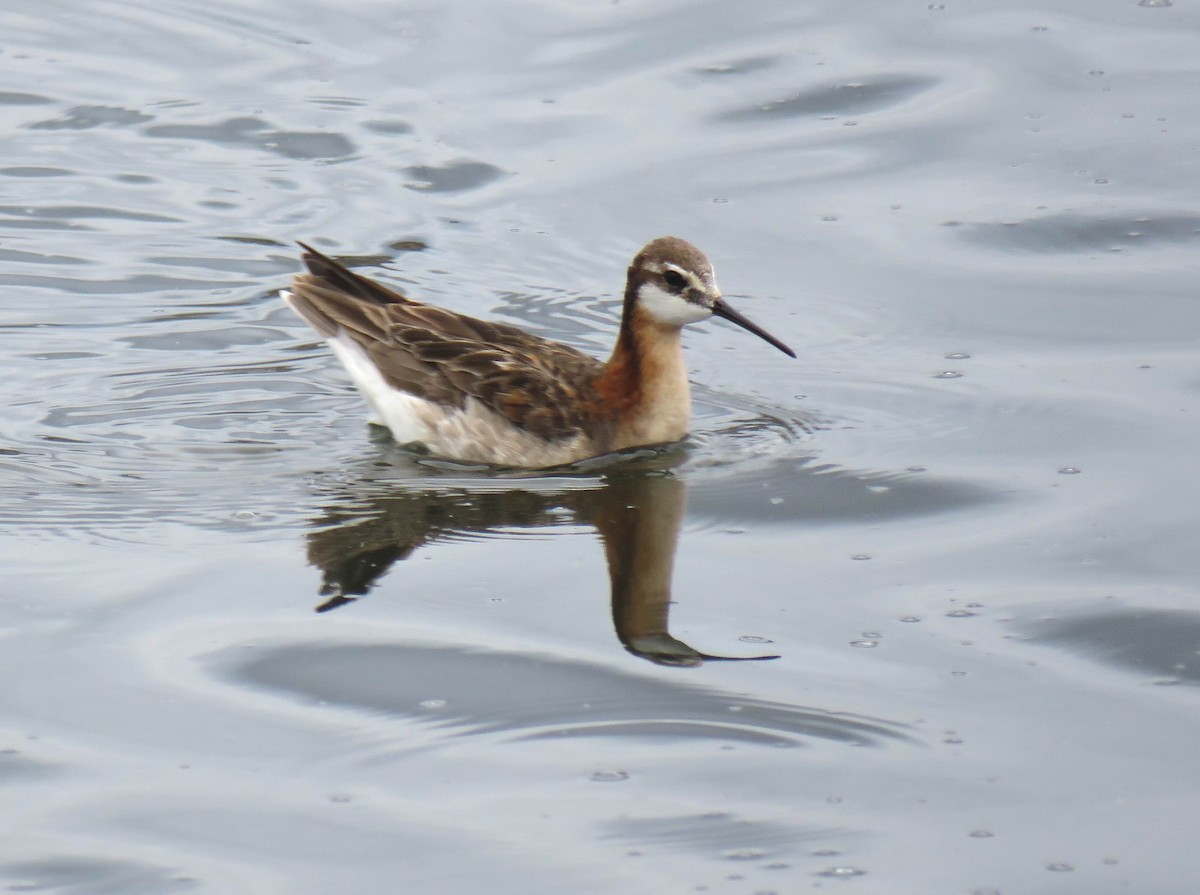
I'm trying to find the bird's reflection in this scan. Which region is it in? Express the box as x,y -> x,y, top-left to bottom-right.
302,451 -> 778,667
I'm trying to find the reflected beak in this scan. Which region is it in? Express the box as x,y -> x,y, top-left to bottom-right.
711,297 -> 796,358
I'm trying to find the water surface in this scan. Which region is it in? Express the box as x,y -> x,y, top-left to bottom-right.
2,0 -> 1199,892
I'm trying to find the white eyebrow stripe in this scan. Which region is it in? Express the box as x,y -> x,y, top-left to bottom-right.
662,264 -> 705,291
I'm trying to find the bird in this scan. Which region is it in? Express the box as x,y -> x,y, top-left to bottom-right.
282,237 -> 794,468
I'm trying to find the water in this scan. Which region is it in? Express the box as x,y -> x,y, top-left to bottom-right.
3,0 -> 1199,891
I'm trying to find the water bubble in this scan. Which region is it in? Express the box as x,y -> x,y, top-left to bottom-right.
950,670 -> 967,676
900,616 -> 922,623
969,829 -> 994,838
928,3 -> 945,8
231,510 -> 259,520
419,699 -> 447,709
850,640 -> 879,648
1089,70 -> 1104,76
329,793 -> 353,803
739,635 -> 774,644
821,214 -> 839,221
946,609 -> 977,618
724,848 -> 768,861
945,352 -> 971,360
769,497 -> 784,505
850,554 -> 871,561
1138,0 -> 1172,6
1094,178 -> 1109,184
1031,24 -> 1048,30
1046,862 -> 1074,872
934,370 -> 963,379
862,631 -> 882,639
971,889 -> 1002,895
1058,466 -> 1081,475
944,736 -> 964,744
712,197 -> 729,204
590,770 -> 628,782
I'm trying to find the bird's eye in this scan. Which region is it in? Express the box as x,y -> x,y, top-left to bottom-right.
662,269 -> 687,291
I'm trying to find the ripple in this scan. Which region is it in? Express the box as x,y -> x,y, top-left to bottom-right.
27,104 -> 154,130
143,116 -> 357,160
715,74 -> 937,123
601,812 -> 835,854
0,302 -> 333,544
0,247 -> 85,265
694,56 -> 779,77
207,640 -> 915,749
0,166 -> 73,178
0,749 -> 59,784
402,159 -> 508,193
0,204 -> 181,224
273,362 -> 997,536
0,856 -> 196,895
363,119 -> 415,135
0,272 -> 228,294
0,91 -> 54,106
957,212 -> 1200,254
1015,606 -> 1200,685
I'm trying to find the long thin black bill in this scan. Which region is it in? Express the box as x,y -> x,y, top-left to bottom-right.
711,297 -> 796,358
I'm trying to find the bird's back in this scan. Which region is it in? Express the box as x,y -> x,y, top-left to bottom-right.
284,245 -> 609,464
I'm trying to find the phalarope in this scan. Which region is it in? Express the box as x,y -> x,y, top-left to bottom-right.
283,237 -> 794,467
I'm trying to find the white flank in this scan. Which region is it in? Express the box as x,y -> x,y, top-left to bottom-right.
327,332 -> 436,445
636,281 -> 713,327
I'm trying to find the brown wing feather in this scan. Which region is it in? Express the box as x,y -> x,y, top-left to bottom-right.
287,246 -> 606,440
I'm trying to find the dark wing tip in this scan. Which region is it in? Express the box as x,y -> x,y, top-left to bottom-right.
296,241 -> 342,279
293,240 -> 410,306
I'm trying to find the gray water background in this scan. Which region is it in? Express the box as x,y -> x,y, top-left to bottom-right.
2,0 -> 1199,892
